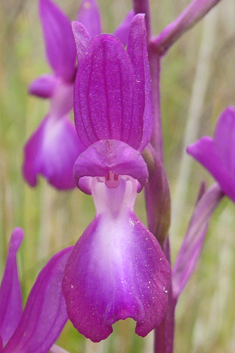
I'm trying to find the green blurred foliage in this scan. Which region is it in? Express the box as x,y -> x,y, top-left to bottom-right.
0,0 -> 235,352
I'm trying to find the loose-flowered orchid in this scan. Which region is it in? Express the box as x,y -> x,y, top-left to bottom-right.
23,0 -> 81,190
62,14 -> 171,343
0,228 -> 72,353
187,106 -> 235,202
23,0 -> 134,190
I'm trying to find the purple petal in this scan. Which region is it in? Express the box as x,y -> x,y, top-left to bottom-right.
214,106 -> 235,175
73,140 -> 149,194
76,0 -> 101,38
23,115 -> 84,190
113,10 -> 134,47
3,247 -> 73,353
0,228 -> 23,347
127,14 -> 154,151
172,184 -> 223,300
74,34 -> 141,149
28,74 -> 57,98
63,178 -> 171,342
39,0 -> 76,82
187,137 -> 235,202
72,21 -> 90,62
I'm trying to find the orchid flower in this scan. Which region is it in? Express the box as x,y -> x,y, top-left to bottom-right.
61,14 -> 171,343
23,0 -> 81,190
23,0 -> 134,190
0,228 -> 72,353
187,106 -> 235,202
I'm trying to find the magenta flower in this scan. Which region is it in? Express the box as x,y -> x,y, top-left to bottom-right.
23,0 -> 134,190
62,14 -> 171,342
0,228 -> 72,353
23,0 -> 82,190
187,106 -> 235,202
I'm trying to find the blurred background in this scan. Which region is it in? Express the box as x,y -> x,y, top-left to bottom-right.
0,0 -> 235,352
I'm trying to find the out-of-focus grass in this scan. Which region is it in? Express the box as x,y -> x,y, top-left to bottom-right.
0,0 -> 235,352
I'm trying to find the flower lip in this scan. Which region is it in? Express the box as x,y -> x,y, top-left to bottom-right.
73,139 -> 149,194
62,184 -> 171,342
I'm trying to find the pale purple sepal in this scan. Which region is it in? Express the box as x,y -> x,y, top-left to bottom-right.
127,14 -> 154,151
28,74 -> 57,98
73,140 -> 149,194
187,107 -> 235,202
63,178 -> 171,342
72,22 -> 90,62
23,115 -> 83,190
39,0 -> 76,82
113,10 -> 134,47
76,0 -> 101,38
172,184 -> 223,301
0,228 -> 23,347
153,0 -> 221,55
3,247 -> 73,353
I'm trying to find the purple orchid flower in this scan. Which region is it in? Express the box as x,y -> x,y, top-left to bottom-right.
187,106 -> 235,202
23,0 -> 134,190
0,228 -> 72,353
61,14 -> 171,343
23,0 -> 82,190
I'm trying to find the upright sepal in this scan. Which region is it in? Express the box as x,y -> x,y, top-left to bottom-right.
3,247 -> 73,353
74,33 -> 142,149
113,10 -> 134,47
39,0 -> 76,82
127,14 -> 154,151
0,229 -> 23,347
72,21 -> 90,62
76,0 -> 101,38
